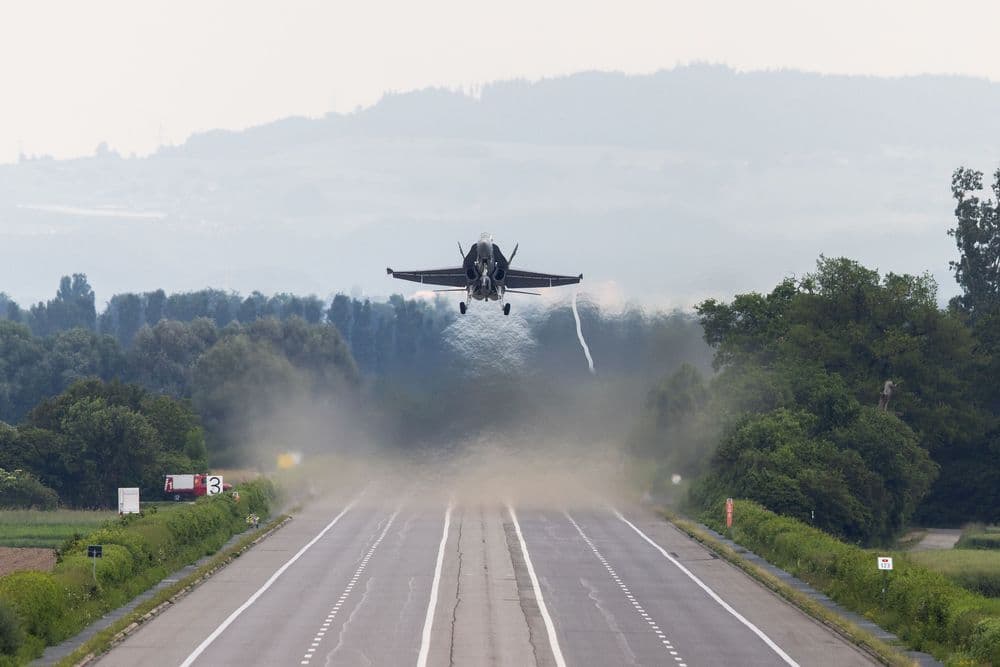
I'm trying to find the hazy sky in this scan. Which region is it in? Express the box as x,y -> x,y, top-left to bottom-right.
2,0 -> 999,164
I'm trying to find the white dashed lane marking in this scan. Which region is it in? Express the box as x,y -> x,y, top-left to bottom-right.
179,496 -> 362,667
565,512 -> 689,667
614,510 -> 799,667
299,509 -> 400,665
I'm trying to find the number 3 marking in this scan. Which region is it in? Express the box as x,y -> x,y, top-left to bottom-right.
207,476 -> 222,495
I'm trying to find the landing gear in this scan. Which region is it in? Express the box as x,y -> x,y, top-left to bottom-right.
459,302 -> 467,315
503,303 -> 511,316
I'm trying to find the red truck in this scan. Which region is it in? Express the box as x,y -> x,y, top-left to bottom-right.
163,474 -> 232,501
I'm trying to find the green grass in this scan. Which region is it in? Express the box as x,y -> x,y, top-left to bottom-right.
0,505 -> 185,548
956,524 -> 1000,550
0,511 -> 113,548
909,549 -> 1000,597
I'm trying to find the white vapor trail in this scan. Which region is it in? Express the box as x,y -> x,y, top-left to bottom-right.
571,290 -> 596,375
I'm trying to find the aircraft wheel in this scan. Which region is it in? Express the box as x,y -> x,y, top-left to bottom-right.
459,302 -> 467,315
503,303 -> 511,316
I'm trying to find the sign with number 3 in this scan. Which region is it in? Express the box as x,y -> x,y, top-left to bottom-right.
206,475 -> 223,496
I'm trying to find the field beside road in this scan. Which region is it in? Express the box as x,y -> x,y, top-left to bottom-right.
0,505 -> 188,549
0,546 -> 57,576
909,548 -> 1000,597
0,509 -> 114,548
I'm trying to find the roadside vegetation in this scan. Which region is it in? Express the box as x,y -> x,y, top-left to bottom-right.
908,550 -> 1000,598
957,525 -> 1000,551
704,499 -> 1000,665
0,479 -> 275,665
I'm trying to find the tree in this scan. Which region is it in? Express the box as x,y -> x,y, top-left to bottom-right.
0,321 -> 47,422
127,318 -> 218,397
691,407 -> 935,544
191,334 -> 301,463
327,294 -> 353,340
27,274 -> 97,336
949,167 -> 1000,320
6,380 -> 208,507
692,256 -> 990,529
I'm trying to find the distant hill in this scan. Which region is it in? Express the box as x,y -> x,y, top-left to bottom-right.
2,65 -> 999,307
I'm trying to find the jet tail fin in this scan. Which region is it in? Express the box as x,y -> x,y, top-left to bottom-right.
458,242 -> 465,261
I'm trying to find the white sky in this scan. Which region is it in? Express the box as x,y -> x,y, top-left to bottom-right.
2,0 -> 999,164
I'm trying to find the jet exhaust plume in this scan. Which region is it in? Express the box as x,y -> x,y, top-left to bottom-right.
572,290 -> 596,375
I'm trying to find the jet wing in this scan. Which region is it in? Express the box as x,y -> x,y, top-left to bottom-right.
504,269 -> 583,289
386,267 -> 468,287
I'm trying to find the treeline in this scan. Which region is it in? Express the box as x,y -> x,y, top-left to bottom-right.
633,167 -> 1000,542
0,277 -> 716,506
3,281 -> 457,380
1,278 -> 327,345
0,314 -> 359,507
0,381 -> 207,507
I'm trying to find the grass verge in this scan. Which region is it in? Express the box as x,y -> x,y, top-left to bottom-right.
56,513 -> 292,667
956,525 -> 1000,551
660,508 -> 918,667
909,550 -> 1000,598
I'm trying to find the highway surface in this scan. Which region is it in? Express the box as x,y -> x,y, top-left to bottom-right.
98,480 -> 875,666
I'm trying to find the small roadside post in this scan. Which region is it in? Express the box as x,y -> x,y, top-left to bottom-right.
877,555 -> 893,608
88,544 -> 103,584
725,498 -> 734,532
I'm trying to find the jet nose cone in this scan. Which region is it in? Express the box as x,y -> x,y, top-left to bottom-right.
476,240 -> 491,259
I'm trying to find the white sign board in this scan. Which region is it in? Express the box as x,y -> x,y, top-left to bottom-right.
206,475 -> 224,496
877,556 -> 893,571
118,487 -> 140,514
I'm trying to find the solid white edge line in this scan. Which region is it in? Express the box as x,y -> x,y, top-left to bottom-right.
416,501 -> 453,667
614,509 -> 800,667
507,505 -> 567,667
178,497 -> 361,667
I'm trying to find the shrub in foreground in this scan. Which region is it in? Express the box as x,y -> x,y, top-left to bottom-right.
0,600 -> 23,657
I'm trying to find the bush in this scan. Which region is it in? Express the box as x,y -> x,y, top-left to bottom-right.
969,617 -> 1000,665
703,499 -> 1000,661
0,600 -> 23,656
0,572 -> 64,643
0,469 -> 57,510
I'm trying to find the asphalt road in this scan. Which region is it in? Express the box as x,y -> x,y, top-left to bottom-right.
98,482 -> 875,666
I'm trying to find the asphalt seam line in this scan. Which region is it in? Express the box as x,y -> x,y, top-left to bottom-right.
416,501 -> 453,667
566,512 -> 688,667
506,504 -> 567,667
178,497 -> 360,667
614,509 -> 800,667
300,508 -> 400,665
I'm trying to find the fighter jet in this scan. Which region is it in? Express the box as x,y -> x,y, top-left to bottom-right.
387,233 -> 582,315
